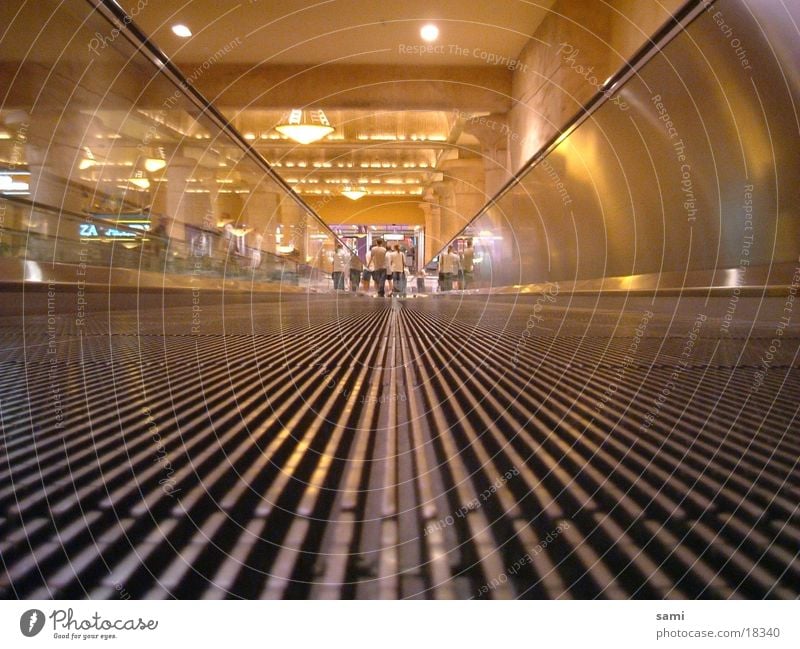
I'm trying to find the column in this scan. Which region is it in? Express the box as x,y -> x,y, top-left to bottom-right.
462,113 -> 512,199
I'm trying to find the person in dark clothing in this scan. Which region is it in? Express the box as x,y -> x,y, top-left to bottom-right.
349,256 -> 363,293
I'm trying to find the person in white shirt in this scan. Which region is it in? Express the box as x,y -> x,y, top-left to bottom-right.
385,245 -> 396,295
388,244 -> 406,297
439,245 -> 460,291
332,243 -> 349,290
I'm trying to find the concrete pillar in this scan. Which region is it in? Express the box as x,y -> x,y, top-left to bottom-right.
245,188 -> 280,255
462,114 -> 513,199
419,199 -> 442,263
150,179 -> 168,220
432,181 -> 456,254
198,173 -> 218,230
280,200 -> 307,261
215,192 -> 243,223
440,158 -> 485,238
166,156 -> 198,235
24,112 -> 101,240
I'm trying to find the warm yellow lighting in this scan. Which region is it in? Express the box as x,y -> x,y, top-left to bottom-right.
275,109 -> 334,144
342,188 -> 367,200
144,158 -> 166,172
420,23 -> 439,42
79,158 -> 96,170
171,24 -> 192,38
554,130 -> 571,147
0,175 -> 29,193
128,174 -> 150,189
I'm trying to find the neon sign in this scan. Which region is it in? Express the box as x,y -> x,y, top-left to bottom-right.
79,218 -> 150,241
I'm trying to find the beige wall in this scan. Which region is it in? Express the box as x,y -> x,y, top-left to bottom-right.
310,196 -> 425,226
508,0 -> 685,173
413,0 -> 687,264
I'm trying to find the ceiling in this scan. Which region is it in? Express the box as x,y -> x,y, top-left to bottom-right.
0,0 -> 556,227
128,0 -> 557,219
132,0 -> 555,67
225,108 -> 468,200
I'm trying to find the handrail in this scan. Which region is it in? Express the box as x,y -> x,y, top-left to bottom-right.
427,0 -> 714,266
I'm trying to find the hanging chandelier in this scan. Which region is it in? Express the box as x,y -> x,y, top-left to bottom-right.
275,109 -> 334,144
341,187 -> 367,200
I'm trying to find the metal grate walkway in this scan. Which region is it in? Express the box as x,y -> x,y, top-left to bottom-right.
1,294 -> 798,599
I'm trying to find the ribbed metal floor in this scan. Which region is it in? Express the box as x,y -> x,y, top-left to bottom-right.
1,294 -> 798,599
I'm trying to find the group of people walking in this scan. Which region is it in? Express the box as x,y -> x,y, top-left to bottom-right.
331,237 -> 475,295
438,238 -> 474,291
331,239 -> 408,297
365,239 -> 407,297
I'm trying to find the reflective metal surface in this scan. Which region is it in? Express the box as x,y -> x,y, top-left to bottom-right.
448,0 -> 800,289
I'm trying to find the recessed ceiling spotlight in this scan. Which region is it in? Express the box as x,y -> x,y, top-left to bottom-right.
171,24 -> 192,38
420,23 -> 439,42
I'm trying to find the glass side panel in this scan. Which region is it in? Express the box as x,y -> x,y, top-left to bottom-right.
439,0 -> 800,289
0,0 -> 339,289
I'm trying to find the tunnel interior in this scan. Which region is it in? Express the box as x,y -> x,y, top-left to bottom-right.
0,0 -> 798,600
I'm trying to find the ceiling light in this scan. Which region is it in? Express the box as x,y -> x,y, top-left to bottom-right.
144,158 -> 166,172
275,109 -> 334,145
342,187 -> 367,200
79,158 -> 96,170
128,170 -> 150,189
420,23 -> 439,42
171,24 -> 192,38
